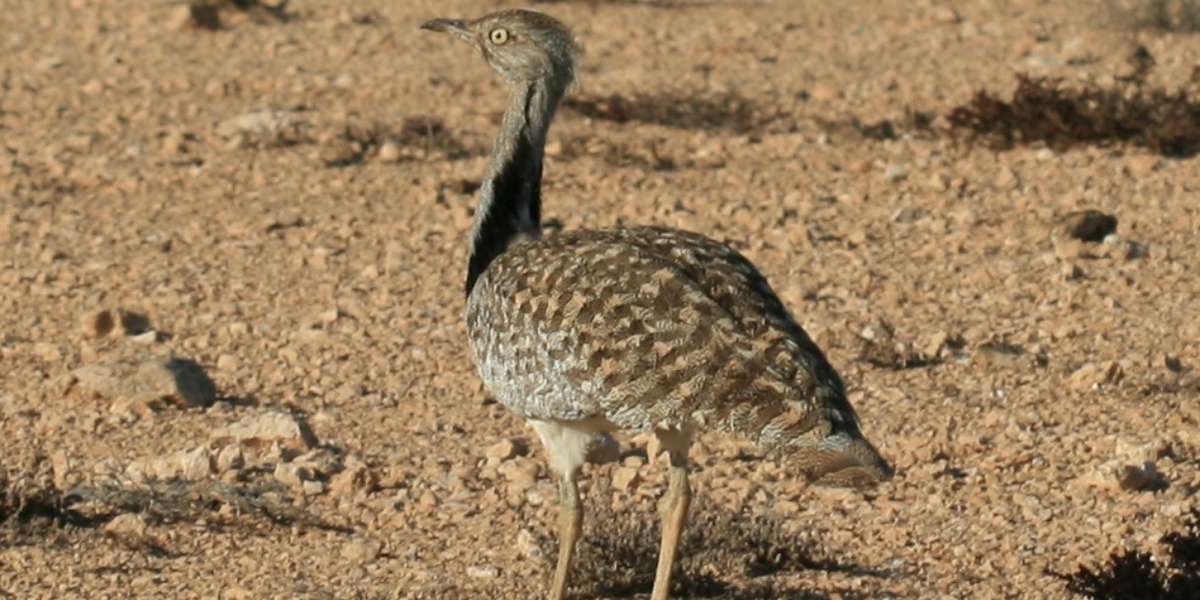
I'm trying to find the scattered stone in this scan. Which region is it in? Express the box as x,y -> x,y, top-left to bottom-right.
931,6 -> 961,24
104,513 -> 149,539
497,458 -> 539,493
177,446 -> 212,480
1084,460 -> 1167,492
1067,361 -> 1124,391
216,109 -> 302,147
466,565 -> 499,579
1060,209 -> 1117,242
293,448 -> 341,477
82,309 -> 115,338
273,462 -> 310,488
883,163 -> 909,182
302,480 -> 325,496
515,528 -> 544,561
211,411 -> 318,449
377,140 -> 401,163
485,438 -> 520,463
70,355 -> 217,408
215,444 -> 245,472
329,458 -> 376,497
973,342 -> 1025,369
51,450 -> 72,490
920,330 -> 949,359
33,342 -> 61,362
612,466 -> 641,492
221,587 -> 253,600
168,4 -> 198,30
216,354 -> 239,371
417,489 -> 439,509
341,538 -> 381,564
124,460 -> 150,484
128,330 -> 159,345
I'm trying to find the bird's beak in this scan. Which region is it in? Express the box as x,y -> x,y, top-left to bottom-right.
420,18 -> 472,42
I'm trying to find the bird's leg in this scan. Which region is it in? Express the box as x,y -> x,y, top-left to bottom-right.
550,473 -> 582,600
650,432 -> 692,600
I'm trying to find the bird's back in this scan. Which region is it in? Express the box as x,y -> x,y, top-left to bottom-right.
466,226 -> 889,483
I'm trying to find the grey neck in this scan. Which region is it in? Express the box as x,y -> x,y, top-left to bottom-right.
465,78 -> 563,296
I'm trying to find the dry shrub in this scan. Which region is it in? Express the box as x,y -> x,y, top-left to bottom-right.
1105,0 -> 1200,32
322,115 -> 469,167
814,109 -> 936,142
185,0 -> 290,30
0,456 -> 61,526
945,49 -> 1200,157
563,90 -> 770,133
1056,506 -> 1200,599
3,455 -> 335,551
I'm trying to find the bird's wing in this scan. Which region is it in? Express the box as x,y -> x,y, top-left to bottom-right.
468,226 -> 857,437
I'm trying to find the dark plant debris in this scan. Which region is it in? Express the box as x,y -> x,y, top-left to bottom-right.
556,134 -> 679,171
855,321 -> 940,371
1105,0 -> 1200,32
531,0 -> 693,7
3,460 -> 337,549
321,115 -> 469,167
814,109 -> 936,142
541,493 -> 875,598
945,48 -> 1200,157
1055,505 -> 1200,599
185,0 -> 290,30
563,90 -> 770,133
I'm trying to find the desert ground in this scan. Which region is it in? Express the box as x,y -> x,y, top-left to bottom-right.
2,1 -> 1199,598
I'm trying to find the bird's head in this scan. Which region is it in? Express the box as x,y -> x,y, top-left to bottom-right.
421,9 -> 580,90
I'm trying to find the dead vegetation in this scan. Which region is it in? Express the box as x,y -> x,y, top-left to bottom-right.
945,48 -> 1200,157
320,115 -> 470,167
1105,0 -> 1200,32
563,90 -> 770,133
2,457 -> 334,550
854,321 -> 941,371
541,494 -> 878,598
1,456 -> 63,528
556,134 -> 680,171
813,109 -> 936,142
1056,506 -> 1200,599
183,0 -> 290,30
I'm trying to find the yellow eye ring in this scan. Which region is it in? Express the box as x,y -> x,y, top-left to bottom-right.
489,28 -> 509,45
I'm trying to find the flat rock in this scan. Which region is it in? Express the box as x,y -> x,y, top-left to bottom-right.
341,538 -> 381,564
210,411 -> 318,449
176,446 -> 213,480
70,355 -> 217,408
104,513 -> 149,539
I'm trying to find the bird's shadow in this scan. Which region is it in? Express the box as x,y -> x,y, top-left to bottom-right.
537,492 -> 898,599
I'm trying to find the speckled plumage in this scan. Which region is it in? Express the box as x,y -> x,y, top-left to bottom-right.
467,225 -> 889,483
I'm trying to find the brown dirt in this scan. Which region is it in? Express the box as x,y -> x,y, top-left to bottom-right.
2,1 -> 1199,598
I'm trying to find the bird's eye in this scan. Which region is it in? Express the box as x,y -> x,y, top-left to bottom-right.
489,28 -> 509,45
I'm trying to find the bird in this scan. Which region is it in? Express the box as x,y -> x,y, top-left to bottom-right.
421,9 -> 893,600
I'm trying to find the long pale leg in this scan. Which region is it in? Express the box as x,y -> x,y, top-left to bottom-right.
550,474 -> 582,600
530,420 -> 600,600
650,428 -> 692,600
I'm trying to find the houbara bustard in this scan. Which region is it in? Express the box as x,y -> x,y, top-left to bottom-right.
421,9 -> 892,600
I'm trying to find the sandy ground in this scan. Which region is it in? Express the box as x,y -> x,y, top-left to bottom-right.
2,1 -> 1199,598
